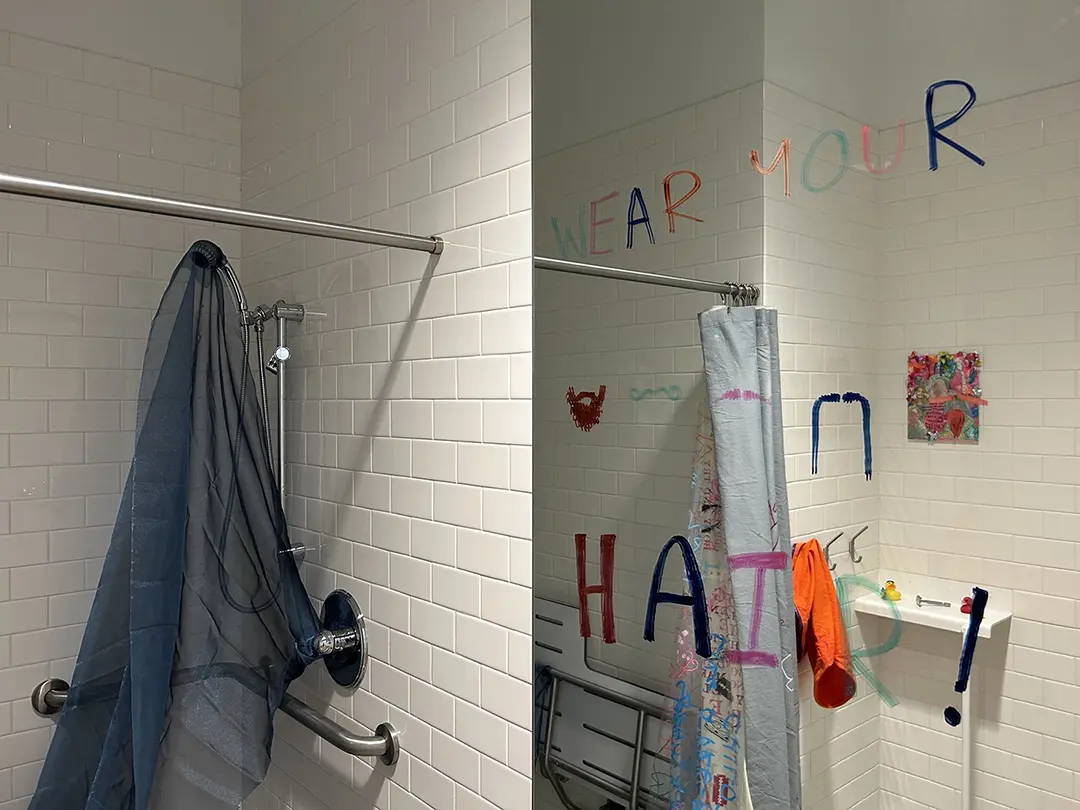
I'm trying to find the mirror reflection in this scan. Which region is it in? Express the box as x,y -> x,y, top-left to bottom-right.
533,3 -> 1080,810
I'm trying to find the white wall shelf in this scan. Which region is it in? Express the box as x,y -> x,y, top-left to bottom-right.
853,592 -> 1011,639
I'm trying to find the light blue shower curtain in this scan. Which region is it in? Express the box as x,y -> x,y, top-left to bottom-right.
670,306 -> 800,810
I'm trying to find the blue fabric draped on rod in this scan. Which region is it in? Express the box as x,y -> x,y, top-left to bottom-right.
30,242 -> 323,810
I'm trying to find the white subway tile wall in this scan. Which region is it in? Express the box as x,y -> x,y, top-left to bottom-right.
534,76 -> 1080,810
0,29 -> 241,810
877,83 -> 1080,809
762,83 -> 883,810
240,2 -> 531,809
533,82 -> 882,810
533,86 -> 765,696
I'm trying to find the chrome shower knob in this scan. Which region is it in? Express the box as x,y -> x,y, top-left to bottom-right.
314,626 -> 361,656
319,589 -> 369,690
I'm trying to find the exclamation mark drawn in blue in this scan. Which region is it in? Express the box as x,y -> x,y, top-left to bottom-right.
944,587 -> 989,727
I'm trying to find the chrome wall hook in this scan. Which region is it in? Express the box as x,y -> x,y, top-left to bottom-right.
823,531 -> 843,571
849,525 -> 867,564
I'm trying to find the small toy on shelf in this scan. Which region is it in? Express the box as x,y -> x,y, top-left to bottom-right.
960,597 -> 972,615
882,581 -> 902,601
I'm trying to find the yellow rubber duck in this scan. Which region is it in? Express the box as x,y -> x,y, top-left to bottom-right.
882,581 -> 902,601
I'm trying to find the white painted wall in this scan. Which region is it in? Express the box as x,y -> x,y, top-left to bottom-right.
535,0 -> 1080,157
766,0 -> 1080,127
533,0 -> 764,157
240,0 -> 355,85
0,0 -> 241,87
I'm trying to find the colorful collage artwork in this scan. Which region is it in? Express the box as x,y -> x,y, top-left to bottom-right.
907,351 -> 984,444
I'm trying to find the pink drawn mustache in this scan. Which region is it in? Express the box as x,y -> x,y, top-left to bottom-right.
719,388 -> 769,402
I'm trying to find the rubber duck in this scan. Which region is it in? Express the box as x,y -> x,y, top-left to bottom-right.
960,597 -> 972,615
882,581 -> 902,601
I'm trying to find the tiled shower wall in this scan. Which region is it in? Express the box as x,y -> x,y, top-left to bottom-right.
875,84 -> 1080,809
239,2 -> 532,809
0,31 -> 241,809
761,82 -> 883,810
533,84 -> 765,695
533,81 -> 883,810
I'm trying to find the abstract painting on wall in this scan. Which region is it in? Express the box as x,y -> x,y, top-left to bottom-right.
907,351 -> 985,444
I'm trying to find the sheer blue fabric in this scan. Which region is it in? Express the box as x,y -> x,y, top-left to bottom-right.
30,242 -> 322,810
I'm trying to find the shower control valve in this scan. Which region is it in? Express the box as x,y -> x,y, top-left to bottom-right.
318,589 -> 369,691
314,626 -> 361,655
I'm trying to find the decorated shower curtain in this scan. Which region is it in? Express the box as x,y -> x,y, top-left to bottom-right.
668,306 -> 800,810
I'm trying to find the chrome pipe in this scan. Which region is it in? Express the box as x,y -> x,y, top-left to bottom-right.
218,259 -> 247,313
0,171 -> 443,254
29,679 -> 399,766
628,709 -> 646,810
276,314 -> 287,506
535,256 -> 758,300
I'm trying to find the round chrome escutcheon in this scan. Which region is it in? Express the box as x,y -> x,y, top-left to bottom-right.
321,589 -> 369,690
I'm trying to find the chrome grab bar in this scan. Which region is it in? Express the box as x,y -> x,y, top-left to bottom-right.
30,678 -> 400,766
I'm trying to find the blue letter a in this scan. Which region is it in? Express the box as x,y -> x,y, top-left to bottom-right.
643,535 -> 710,658
626,187 -> 655,249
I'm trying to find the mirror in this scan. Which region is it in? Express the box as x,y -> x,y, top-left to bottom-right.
533,3 -> 1080,810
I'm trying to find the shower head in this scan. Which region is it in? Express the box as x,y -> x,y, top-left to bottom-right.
265,346 -> 290,375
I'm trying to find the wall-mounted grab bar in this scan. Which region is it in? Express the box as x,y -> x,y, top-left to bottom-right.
30,678 -> 400,766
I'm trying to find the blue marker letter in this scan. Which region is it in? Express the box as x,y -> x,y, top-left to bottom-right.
644,535 -> 710,658
625,187 -> 655,250
926,80 -> 985,171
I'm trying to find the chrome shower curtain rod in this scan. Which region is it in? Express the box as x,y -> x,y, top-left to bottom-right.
0,171 -> 443,254
534,256 -> 759,301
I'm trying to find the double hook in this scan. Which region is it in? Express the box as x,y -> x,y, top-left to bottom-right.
822,525 -> 867,570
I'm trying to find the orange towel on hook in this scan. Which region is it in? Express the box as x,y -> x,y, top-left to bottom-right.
793,538 -> 856,709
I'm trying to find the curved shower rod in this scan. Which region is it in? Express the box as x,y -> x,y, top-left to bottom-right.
30,677 -> 400,766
